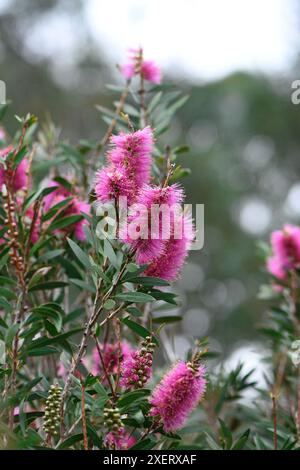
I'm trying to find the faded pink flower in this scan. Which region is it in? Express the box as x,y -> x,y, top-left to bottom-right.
92,342 -> 133,378
0,146 -> 29,191
144,212 -> 195,281
120,48 -> 161,84
266,224 -> 300,281
104,428 -> 136,450
149,361 -> 206,432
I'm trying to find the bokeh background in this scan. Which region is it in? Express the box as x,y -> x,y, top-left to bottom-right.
1,0 -> 300,378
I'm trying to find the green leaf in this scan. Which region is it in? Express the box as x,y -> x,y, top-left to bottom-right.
67,237 -> 92,270
57,434 -> 84,450
115,292 -> 155,303
28,281 -> 68,292
121,317 -> 158,345
69,278 -> 96,293
118,389 -> 151,408
152,315 -> 182,324
41,197 -> 74,222
0,287 -> 17,301
48,215 -> 82,233
38,249 -> 65,263
128,276 -> 169,287
126,306 -> 143,317
103,299 -> 116,310
232,429 -> 250,450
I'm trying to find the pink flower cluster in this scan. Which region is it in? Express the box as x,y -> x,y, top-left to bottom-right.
95,127 -> 195,282
149,361 -> 206,432
267,224 -> 300,282
0,146 -> 29,191
95,127 -> 153,204
43,180 -> 90,241
104,428 -> 136,450
120,48 -> 161,84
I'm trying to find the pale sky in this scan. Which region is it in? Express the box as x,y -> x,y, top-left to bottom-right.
1,0 -> 299,82
86,0 -> 300,80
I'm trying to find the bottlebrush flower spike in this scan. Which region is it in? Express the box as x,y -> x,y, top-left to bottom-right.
144,212 -> 195,281
95,127 -> 153,204
149,360 -> 206,432
120,48 -> 161,84
104,428 -> 136,450
122,183 -> 184,264
120,336 -> 156,390
266,224 -> 300,280
92,341 -> 133,377
95,165 -> 133,203
0,146 -> 29,191
109,127 -> 153,189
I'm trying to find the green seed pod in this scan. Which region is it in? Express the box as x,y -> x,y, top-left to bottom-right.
43,383 -> 62,438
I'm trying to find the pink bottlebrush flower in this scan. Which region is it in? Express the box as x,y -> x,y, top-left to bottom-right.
120,337 -> 156,390
95,165 -> 133,203
266,256 -> 286,281
104,428 -> 136,450
0,146 -> 29,191
141,60 -> 161,84
120,48 -> 161,84
144,212 -> 195,281
92,342 -> 133,378
109,127 -> 153,188
149,361 -> 206,432
266,224 -> 300,282
270,224 -> 300,270
122,184 -> 183,264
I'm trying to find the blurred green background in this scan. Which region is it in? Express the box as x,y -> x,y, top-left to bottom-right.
1,0 -> 300,370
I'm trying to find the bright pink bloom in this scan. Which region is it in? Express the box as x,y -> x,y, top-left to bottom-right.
122,184 -> 184,264
43,180 -> 90,241
144,213 -> 195,281
0,146 -> 29,191
95,127 -> 153,204
149,361 -> 206,432
266,224 -> 300,281
104,428 -> 136,450
92,342 -> 133,378
270,224 -> 300,269
109,127 -> 153,188
120,348 -> 153,390
95,165 -> 133,203
120,48 -> 161,84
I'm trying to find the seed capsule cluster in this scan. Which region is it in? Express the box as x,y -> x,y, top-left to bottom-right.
3,193 -> 24,277
135,335 -> 156,388
103,402 -> 123,434
43,384 -> 62,436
